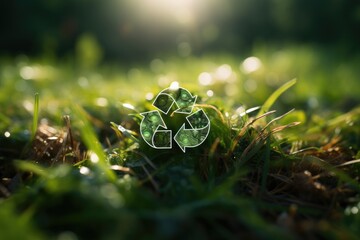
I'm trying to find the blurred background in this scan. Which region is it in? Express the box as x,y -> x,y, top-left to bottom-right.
1,0 -> 360,117
2,0 -> 359,59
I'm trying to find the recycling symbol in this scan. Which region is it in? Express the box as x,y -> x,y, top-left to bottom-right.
140,87 -> 210,152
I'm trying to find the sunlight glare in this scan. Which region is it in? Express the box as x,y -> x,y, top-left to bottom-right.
143,0 -> 198,25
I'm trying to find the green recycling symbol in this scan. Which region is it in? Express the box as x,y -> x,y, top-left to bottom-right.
140,87 -> 210,152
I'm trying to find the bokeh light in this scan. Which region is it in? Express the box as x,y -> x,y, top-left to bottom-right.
4,131 -> 11,138
169,81 -> 180,90
79,166 -> 90,175
198,72 -> 213,86
206,90 -> 214,97
215,64 -> 232,81
95,98 -> 108,107
90,152 -> 99,163
241,57 -> 262,74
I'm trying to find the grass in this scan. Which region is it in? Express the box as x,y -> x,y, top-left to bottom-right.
31,93 -> 39,140
0,45 -> 360,239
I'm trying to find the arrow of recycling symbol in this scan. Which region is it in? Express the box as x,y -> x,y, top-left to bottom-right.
140,87 -> 210,152
153,87 -> 197,114
174,109 -> 210,152
140,110 -> 172,149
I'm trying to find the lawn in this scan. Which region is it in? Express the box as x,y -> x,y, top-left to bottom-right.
1,45 -> 360,239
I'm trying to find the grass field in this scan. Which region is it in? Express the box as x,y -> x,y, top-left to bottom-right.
1,45 -> 360,239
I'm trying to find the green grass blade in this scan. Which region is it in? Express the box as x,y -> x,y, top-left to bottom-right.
257,79 -> 297,118
72,105 -> 116,182
31,93 -> 39,140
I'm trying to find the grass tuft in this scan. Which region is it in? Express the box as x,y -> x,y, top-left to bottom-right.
0,51 -> 359,239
